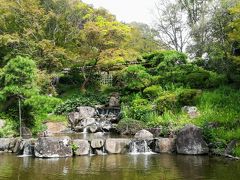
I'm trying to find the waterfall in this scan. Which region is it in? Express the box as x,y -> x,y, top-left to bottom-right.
129,140 -> 155,155
23,145 -> 32,156
83,127 -> 88,133
18,141 -> 33,157
101,145 -> 107,155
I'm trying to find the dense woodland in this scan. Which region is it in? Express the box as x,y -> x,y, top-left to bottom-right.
0,0 -> 240,156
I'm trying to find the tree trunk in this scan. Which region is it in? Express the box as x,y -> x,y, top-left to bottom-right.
80,77 -> 90,92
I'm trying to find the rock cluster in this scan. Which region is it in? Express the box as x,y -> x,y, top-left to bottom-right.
68,106 -> 120,133
0,124 -> 210,158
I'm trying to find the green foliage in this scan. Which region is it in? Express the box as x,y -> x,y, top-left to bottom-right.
233,144 -> 240,157
71,143 -> 79,154
143,85 -> 163,98
155,93 -> 178,113
143,50 -> 187,68
142,51 -> 226,89
45,114 -> 67,122
25,95 -> 62,115
116,118 -> 146,135
130,96 -> 153,121
0,114 -> 17,138
55,92 -> 108,114
178,89 -> 201,106
193,86 -> 240,150
116,65 -> 152,91
24,95 -> 62,133
0,56 -> 38,99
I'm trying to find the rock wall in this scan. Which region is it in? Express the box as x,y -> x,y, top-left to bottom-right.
0,125 -> 210,158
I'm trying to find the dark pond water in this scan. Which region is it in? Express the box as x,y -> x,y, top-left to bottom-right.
0,153 -> 240,180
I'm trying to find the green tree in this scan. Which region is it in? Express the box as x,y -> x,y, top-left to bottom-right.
0,56 -> 38,101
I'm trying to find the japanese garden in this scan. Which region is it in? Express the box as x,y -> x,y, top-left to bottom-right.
0,0 -> 240,179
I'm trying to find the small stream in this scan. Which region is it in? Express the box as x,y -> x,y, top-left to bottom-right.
0,153 -> 240,180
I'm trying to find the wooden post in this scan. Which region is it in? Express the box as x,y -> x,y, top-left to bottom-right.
18,97 -> 22,137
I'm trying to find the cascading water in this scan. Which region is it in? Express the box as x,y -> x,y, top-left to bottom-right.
23,145 -> 32,156
83,127 -> 88,133
129,140 -> 155,155
101,145 -> 107,155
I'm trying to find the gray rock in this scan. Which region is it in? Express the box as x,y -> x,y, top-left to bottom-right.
72,139 -> 90,156
77,106 -> 96,119
21,126 -> 32,139
13,138 -> 23,153
105,138 -> 131,154
81,118 -> 96,127
34,136 -> 73,158
155,138 -> 176,153
147,128 -> 162,137
134,129 -> 153,140
93,132 -> 105,138
68,112 -> 81,128
0,138 -> 12,151
91,139 -> 105,149
109,93 -> 120,107
225,140 -> 238,155
101,121 -> 112,131
176,124 -> 209,155
89,124 -> 98,133
182,106 -> 199,119
0,119 -> 5,128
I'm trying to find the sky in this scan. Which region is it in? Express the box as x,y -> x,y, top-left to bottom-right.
82,0 -> 157,25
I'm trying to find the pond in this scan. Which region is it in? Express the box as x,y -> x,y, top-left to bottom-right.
0,153 -> 239,180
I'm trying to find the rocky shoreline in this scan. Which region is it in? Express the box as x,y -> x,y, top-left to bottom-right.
0,124 -> 213,158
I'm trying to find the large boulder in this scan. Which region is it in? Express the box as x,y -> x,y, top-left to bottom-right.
77,106 -> 96,119
176,125 -> 209,155
109,93 -> 120,107
93,132 -> 105,138
68,112 -> 81,128
21,126 -> 32,139
134,129 -> 153,140
155,138 -> 176,153
45,122 -> 67,134
91,139 -> 105,149
89,124 -> 98,133
72,139 -> 90,156
34,136 -> 73,158
147,128 -> 162,137
105,138 -> 131,154
0,138 -> 14,152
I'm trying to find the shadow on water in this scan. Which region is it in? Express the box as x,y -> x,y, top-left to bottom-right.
0,153 -> 240,180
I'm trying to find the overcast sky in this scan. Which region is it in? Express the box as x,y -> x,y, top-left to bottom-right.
82,0 -> 157,25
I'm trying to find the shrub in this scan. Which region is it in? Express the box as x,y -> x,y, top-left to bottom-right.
116,65 -> 152,91
55,93 -> 108,114
233,145 -> 240,157
116,118 -> 146,135
24,95 -> 62,133
143,50 -> 187,67
155,93 -> 178,113
143,85 -> 163,98
0,115 -> 17,137
130,95 -> 153,120
178,89 -> 201,106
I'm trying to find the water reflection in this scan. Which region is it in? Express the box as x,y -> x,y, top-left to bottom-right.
0,153 -> 240,180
